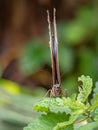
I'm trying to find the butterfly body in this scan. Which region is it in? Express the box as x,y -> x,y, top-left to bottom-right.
50,84 -> 62,97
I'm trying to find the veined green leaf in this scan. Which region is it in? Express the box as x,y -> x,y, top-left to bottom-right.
60,97 -> 86,111
34,98 -> 72,114
77,75 -> 93,103
24,112 -> 70,130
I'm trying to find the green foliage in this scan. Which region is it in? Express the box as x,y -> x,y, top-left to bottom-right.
0,79 -> 46,130
90,94 -> 98,111
90,82 -> 98,121
93,108 -> 98,121
78,121 -> 98,130
20,40 -> 50,75
24,113 -> 71,130
58,6 -> 98,45
77,75 -> 93,103
77,48 -> 98,82
93,81 -> 98,97
24,75 -> 98,130
34,97 -> 72,114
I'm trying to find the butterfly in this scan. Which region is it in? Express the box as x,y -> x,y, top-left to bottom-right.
47,8 -> 62,97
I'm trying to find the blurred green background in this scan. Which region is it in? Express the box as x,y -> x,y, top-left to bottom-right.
0,0 -> 98,130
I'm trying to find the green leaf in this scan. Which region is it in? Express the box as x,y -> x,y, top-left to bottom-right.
93,82 -> 98,97
78,121 -> 98,130
77,75 -> 93,103
24,112 -> 70,130
34,98 -> 72,114
62,97 -> 86,112
34,97 -> 87,116
93,108 -> 98,121
90,94 -> 98,111
53,115 -> 77,130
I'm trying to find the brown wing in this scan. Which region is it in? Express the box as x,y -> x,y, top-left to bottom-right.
47,8 -> 61,86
